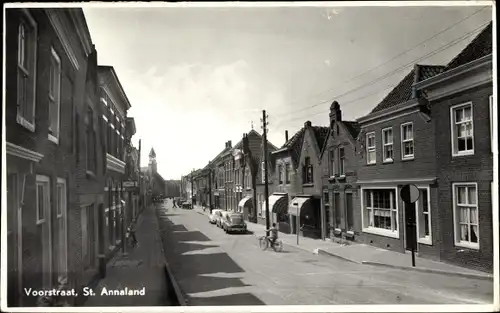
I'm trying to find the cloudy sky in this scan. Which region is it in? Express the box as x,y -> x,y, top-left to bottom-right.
82,3 -> 492,180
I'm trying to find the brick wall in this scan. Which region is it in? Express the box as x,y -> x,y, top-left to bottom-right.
433,84 -> 493,272
320,123 -> 362,240
356,108 -> 439,254
5,8 -> 102,304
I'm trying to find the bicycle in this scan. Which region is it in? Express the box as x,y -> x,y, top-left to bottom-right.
258,236 -> 283,252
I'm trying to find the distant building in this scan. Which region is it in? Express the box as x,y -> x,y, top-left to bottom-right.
164,180 -> 181,198
140,148 -> 166,199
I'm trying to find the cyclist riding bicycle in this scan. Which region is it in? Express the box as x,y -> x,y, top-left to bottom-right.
265,223 -> 278,248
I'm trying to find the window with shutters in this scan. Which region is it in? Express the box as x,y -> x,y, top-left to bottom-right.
48,47 -> 61,144
16,10 -> 38,131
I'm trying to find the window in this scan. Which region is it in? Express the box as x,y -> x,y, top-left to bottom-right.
48,48 -> 61,143
303,157 -> 313,184
453,183 -> 479,249
346,193 -> 354,232
490,96 -> 494,153
338,148 -> 345,176
258,194 -> 262,216
451,103 -> 474,156
56,179 -> 68,279
261,162 -> 265,183
36,178 -> 50,223
86,106 -> 96,173
401,122 -> 414,159
17,11 -> 37,131
36,175 -> 52,288
333,193 -> 341,229
278,165 -> 283,184
416,187 -> 432,244
382,127 -> 393,162
366,132 -> 376,164
362,188 -> 398,237
285,163 -> 291,184
328,149 -> 335,176
245,168 -> 251,189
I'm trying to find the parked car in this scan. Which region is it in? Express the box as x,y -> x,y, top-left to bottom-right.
222,213 -> 247,234
209,209 -> 222,224
182,200 -> 192,209
216,211 -> 229,228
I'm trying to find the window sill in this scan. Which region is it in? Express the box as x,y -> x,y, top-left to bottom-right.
452,151 -> 475,157
362,227 -> 399,239
16,115 -> 35,132
418,237 -> 432,246
48,134 -> 59,144
383,159 -> 394,164
401,156 -> 414,162
455,241 -> 479,250
36,218 -> 45,225
303,183 -> 314,187
86,171 -> 96,180
366,162 -> 377,166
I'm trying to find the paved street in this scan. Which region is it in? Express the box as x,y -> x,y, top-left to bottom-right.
157,200 -> 493,306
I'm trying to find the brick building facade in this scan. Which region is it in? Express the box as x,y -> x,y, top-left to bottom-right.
5,8 -> 107,306
320,101 -> 361,242
414,23 -> 494,272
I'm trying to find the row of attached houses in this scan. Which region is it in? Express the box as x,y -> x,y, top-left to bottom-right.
183,22 -> 495,273
4,8 -> 146,307
185,129 -> 278,223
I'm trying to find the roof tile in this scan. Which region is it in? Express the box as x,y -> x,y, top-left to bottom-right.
445,22 -> 492,71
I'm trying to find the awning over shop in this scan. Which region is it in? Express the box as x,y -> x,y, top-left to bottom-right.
238,196 -> 252,208
262,193 -> 288,215
288,196 -> 312,216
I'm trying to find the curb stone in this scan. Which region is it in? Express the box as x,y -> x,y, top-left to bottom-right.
361,261 -> 494,281
314,248 -> 361,264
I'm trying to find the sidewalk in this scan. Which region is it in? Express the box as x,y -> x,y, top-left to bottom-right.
193,206 -> 492,281
84,205 -> 171,306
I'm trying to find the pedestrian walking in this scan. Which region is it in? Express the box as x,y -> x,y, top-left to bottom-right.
172,198 -> 178,208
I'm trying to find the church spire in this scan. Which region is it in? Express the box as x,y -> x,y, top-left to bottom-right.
149,148 -> 156,159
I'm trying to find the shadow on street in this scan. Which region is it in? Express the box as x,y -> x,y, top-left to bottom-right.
156,208 -> 265,305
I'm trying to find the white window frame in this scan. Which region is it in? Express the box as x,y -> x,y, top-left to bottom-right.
36,175 -> 51,224
489,95 -> 494,154
328,149 -> 335,177
382,127 -> 394,162
366,132 -> 376,164
56,178 -> 68,280
400,122 -> 414,160
415,185 -> 432,245
16,9 -> 38,132
48,47 -> 62,144
35,175 -> 52,289
338,147 -> 345,177
452,182 -> 479,249
360,186 -> 399,238
450,102 -> 474,157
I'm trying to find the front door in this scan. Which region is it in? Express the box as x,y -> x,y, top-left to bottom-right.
404,202 -> 417,251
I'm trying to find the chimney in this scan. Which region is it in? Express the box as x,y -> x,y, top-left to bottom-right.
285,130 -> 289,142
304,121 -> 312,128
329,101 -> 342,124
227,140 -> 232,148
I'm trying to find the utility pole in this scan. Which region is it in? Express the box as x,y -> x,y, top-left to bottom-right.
261,110 -> 270,235
191,168 -> 194,206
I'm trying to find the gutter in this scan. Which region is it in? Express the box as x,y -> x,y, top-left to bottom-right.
356,99 -> 419,125
414,54 -> 492,90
